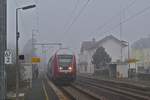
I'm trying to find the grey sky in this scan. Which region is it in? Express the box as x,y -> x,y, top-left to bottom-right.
7,0 -> 150,54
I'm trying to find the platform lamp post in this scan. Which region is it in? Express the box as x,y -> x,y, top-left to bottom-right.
16,4 -> 36,100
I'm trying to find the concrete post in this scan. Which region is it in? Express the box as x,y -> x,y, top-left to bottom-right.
0,0 -> 7,99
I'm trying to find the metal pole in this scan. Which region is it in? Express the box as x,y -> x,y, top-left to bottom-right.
120,5 -> 122,62
120,5 -> 125,62
128,42 -> 130,60
31,32 -> 36,82
16,8 -> 20,100
128,42 -> 130,77
15,5 -> 36,99
127,42 -> 131,79
31,32 -> 34,86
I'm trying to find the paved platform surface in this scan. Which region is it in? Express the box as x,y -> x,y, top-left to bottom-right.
25,78 -> 45,100
24,77 -> 59,100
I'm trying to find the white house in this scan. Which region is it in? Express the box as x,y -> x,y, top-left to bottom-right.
78,35 -> 129,75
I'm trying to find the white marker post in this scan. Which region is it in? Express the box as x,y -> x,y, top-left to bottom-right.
4,50 -> 12,64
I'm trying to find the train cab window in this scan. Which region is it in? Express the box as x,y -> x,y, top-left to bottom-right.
58,55 -> 73,68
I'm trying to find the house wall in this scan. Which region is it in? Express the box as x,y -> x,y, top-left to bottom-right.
132,48 -> 150,65
78,64 -> 94,74
99,39 -> 127,62
117,64 -> 128,78
131,48 -> 150,73
79,38 -> 128,74
78,50 -> 95,73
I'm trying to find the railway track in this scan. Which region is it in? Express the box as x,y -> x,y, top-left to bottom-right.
60,85 -> 100,100
60,84 -> 101,100
76,75 -> 150,100
46,76 -> 101,100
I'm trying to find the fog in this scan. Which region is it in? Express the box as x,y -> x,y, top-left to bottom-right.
7,0 -> 150,53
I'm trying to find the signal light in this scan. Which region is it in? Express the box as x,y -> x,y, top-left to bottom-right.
59,67 -> 63,70
19,55 -> 24,60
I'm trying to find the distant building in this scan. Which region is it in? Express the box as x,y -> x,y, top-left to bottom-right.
78,35 -> 128,74
131,37 -> 150,74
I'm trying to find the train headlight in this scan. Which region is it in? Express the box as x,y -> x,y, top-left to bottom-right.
59,67 -> 63,70
68,67 -> 72,70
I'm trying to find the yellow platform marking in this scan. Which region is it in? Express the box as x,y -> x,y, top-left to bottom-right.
46,78 -> 69,100
42,81 -> 49,100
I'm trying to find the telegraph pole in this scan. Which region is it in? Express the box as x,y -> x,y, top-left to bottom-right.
120,8 -> 123,62
120,4 -> 125,62
0,0 -> 7,99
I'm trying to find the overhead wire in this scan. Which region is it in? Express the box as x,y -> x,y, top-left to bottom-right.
92,0 -> 137,35
63,0 -> 80,32
100,4 -> 150,36
122,5 -> 150,24
63,0 -> 91,35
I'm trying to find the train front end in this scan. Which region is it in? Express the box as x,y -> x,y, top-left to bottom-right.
53,49 -> 76,83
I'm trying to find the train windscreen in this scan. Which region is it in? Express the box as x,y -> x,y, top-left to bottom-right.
58,55 -> 73,69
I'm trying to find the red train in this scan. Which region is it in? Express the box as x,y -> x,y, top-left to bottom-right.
47,49 -> 76,83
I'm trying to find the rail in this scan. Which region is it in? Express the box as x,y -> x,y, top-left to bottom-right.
76,75 -> 150,100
